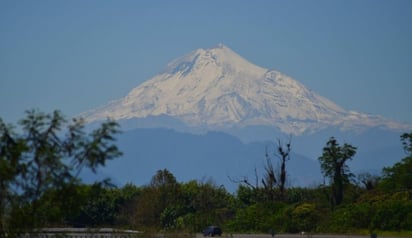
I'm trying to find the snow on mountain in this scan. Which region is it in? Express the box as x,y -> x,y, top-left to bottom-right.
82,44 -> 408,135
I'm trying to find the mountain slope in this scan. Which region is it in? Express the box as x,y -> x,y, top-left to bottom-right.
82,44 -> 408,135
80,44 -> 410,191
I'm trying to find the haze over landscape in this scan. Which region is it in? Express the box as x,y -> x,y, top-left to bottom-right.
79,44 -> 409,191
3,2 -> 412,234
1,1 -> 411,190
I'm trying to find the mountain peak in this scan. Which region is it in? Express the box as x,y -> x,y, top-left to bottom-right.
208,43 -> 239,56
161,44 -> 263,78
215,43 -> 227,48
81,45 -> 409,135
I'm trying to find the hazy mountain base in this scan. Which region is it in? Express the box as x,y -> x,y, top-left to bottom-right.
83,119 -> 405,192
79,44 -> 409,191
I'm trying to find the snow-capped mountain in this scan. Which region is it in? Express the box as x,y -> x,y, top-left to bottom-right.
81,44 -> 410,190
82,44 -> 407,135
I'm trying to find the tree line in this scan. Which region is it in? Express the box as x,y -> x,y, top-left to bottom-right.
1,110 -> 411,236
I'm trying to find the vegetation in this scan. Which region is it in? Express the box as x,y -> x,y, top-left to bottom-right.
318,137 -> 357,208
1,110 -> 411,236
0,110 -> 122,235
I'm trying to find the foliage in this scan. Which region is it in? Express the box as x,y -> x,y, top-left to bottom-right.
379,132 -> 412,191
290,203 -> 319,232
318,137 -> 357,207
176,179 -> 235,232
378,131 -> 412,191
1,112 -> 411,235
0,110 -> 122,233
401,132 -> 412,155
379,157 -> 412,191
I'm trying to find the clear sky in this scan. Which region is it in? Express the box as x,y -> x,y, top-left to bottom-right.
1,0 -> 411,125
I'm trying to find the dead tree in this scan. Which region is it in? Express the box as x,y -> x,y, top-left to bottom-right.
276,137 -> 292,199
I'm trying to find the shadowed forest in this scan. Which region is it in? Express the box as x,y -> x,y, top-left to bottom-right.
1,110 -> 411,236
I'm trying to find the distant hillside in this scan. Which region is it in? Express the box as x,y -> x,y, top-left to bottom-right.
89,128 -> 405,192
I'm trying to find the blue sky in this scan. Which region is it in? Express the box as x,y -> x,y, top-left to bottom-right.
1,0 -> 411,125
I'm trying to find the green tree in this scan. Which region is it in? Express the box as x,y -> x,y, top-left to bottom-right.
151,169 -> 181,230
115,183 -> 141,227
0,118 -> 27,233
179,180 -> 234,233
133,169 -> 181,230
379,132 -> 412,191
318,137 -> 356,207
69,183 -> 119,226
290,203 -> 319,233
401,131 -> 412,155
0,110 -> 122,233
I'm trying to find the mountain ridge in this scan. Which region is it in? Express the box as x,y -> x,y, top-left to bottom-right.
81,44 -> 409,135
79,44 -> 410,191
